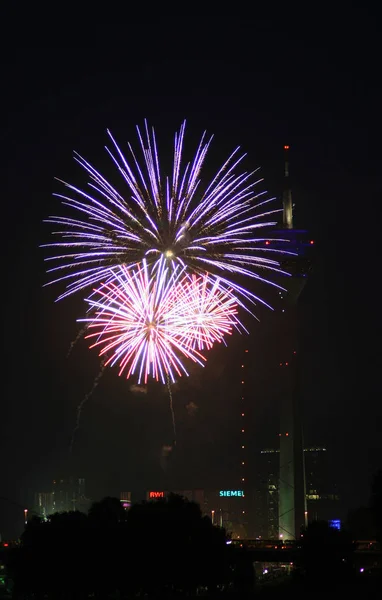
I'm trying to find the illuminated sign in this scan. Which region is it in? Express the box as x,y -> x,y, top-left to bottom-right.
329,519 -> 341,530
219,490 -> 244,497
149,491 -> 165,498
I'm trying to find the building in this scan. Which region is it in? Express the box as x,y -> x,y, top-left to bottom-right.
146,490 -> 167,501
52,477 -> 87,512
144,489 -> 246,538
207,489 -> 247,539
254,449 -> 279,539
34,492 -> 55,520
120,492 -> 132,511
237,348 -> 251,536
255,447 -> 340,537
173,489 -> 206,511
304,447 -> 340,522
145,489 -> 206,512
34,477 -> 89,518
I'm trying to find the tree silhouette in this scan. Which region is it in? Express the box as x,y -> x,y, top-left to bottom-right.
9,494 -> 231,598
347,506 -> 376,541
88,495 -> 126,525
300,520 -> 353,585
11,510 -> 90,599
89,497 -> 132,598
124,493 -> 230,595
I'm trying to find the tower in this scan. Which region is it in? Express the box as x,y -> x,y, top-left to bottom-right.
282,145 -> 293,228
273,145 -> 313,539
239,347 -> 249,536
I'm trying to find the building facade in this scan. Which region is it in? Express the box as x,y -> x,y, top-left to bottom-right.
34,492 -> 55,519
254,447 -> 340,538
34,477 -> 88,518
304,447 -> 340,522
120,492 -> 132,511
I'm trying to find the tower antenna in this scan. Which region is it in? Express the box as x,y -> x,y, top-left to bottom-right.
282,145 -> 293,228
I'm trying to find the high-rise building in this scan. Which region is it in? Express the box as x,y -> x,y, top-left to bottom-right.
120,492 -> 132,511
34,492 -> 55,519
207,489 -> 247,539
144,489 -> 207,515
304,447 -> 340,522
254,449 -> 279,539
52,477 -> 87,512
255,447 -> 339,537
173,489 -> 206,510
146,490 -> 167,501
34,477 -> 88,517
142,488 -> 248,538
237,348 -> 250,535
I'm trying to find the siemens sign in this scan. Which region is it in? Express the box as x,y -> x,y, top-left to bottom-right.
219,490 -> 244,497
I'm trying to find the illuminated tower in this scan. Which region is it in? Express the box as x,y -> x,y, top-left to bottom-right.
240,349 -> 249,488
282,145 -> 293,228
239,348 -> 249,535
273,145 -> 313,539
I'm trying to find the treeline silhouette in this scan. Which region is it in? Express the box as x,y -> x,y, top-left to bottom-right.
5,471 -> 382,598
347,468 -> 382,542
8,494 -> 242,598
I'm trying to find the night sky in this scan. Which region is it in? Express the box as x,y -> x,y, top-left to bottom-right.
1,14 -> 381,538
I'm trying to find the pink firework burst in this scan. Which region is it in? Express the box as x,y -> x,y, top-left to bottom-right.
81,259 -> 240,384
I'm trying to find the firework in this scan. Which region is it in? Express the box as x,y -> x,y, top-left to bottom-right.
171,273 -> 243,352
81,259 -> 239,384
43,121 -> 292,306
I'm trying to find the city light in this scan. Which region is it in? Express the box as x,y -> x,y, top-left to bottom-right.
149,491 -> 165,499
219,490 -> 244,497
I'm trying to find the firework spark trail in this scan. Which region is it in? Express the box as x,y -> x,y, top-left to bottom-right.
80,260 -> 241,384
42,120 -> 294,308
66,325 -> 88,358
69,356 -> 108,454
166,372 -> 176,446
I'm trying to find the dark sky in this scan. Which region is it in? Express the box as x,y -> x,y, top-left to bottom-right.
1,14 -> 381,538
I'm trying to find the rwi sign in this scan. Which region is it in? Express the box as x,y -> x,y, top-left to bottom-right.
149,491 -> 165,498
